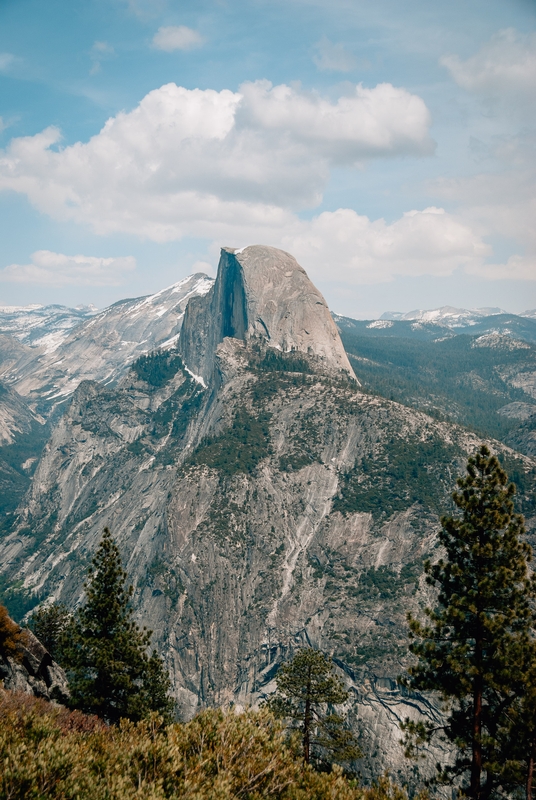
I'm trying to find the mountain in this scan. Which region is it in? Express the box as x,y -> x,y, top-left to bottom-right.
0,303 -> 96,351
0,275 -> 213,415
0,245 -> 534,782
380,305 -> 506,326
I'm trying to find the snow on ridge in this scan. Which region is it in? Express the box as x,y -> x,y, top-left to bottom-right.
0,304 -> 44,313
367,320 -> 393,329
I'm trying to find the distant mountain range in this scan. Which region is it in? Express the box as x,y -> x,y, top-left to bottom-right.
380,305 -> 536,326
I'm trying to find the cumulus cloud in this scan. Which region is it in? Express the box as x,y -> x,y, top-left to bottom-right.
0,80 -> 433,242
280,206 -> 493,285
152,26 -> 204,52
313,37 -> 356,72
441,28 -> 536,101
0,251 -> 136,287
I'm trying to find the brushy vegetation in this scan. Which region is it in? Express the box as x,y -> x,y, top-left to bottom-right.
333,437 -> 461,518
253,346 -> 313,375
189,408 -> 272,475
131,349 -> 186,388
0,693 -> 418,800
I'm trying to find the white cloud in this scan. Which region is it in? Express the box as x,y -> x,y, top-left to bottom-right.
441,28 -> 536,100
279,206 -> 493,285
0,80 -> 433,242
0,251 -> 136,287
466,254 -> 536,281
152,26 -> 204,52
313,37 -> 356,72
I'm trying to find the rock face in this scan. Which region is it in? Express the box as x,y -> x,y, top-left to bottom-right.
0,627 -> 69,704
179,247 -> 356,384
0,245 -> 534,783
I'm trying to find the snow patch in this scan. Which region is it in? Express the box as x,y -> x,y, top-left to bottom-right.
367,320 -> 393,329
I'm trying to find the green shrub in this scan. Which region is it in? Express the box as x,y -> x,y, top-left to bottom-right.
0,693 -> 421,800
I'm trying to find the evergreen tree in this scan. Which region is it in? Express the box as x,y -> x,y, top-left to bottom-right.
267,647 -> 361,767
28,602 -> 72,663
402,445 -> 535,799
64,528 -> 174,724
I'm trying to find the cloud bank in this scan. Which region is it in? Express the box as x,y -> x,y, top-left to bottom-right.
0,80 -> 433,243
0,71 -> 532,287
0,252 -> 136,287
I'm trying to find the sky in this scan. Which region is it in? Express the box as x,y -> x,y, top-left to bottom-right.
0,0 -> 535,318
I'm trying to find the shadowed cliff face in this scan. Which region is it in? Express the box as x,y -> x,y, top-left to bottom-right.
178,246 -> 356,384
0,245 -> 534,783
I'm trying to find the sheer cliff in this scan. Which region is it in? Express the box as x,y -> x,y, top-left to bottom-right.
0,246 -> 534,782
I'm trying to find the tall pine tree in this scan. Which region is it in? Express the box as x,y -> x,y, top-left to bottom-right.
403,445 -> 535,799
65,528 -> 174,723
267,648 -> 361,767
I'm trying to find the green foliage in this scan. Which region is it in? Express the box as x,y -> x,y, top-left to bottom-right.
28,602 -> 72,663
0,695 -> 407,800
402,446 -> 535,798
131,348 -> 186,388
254,346 -> 313,374
266,648 -> 361,768
64,528 -> 175,724
334,437 -> 460,518
0,575 -> 42,624
351,564 -> 421,602
189,407 -> 272,475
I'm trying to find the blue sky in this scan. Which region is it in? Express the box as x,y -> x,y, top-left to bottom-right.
0,0 -> 535,317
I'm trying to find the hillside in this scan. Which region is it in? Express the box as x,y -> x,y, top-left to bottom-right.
0,246 -> 534,782
336,315 -> 536,458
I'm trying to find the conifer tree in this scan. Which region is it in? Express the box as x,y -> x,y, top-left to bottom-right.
29,602 -> 72,663
267,647 -> 361,767
402,445 -> 535,799
64,528 -> 174,723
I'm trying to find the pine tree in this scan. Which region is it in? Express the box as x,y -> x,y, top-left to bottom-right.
402,445 -> 535,799
64,528 -> 174,723
267,647 -> 361,767
29,602 -> 72,663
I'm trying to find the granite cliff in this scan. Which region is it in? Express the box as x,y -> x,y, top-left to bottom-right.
0,246 -> 534,783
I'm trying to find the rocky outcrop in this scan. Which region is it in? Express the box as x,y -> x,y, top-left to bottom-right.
0,628 -> 69,704
179,246 -> 356,384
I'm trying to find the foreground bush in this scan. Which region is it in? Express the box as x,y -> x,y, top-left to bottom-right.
0,691 -> 414,800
